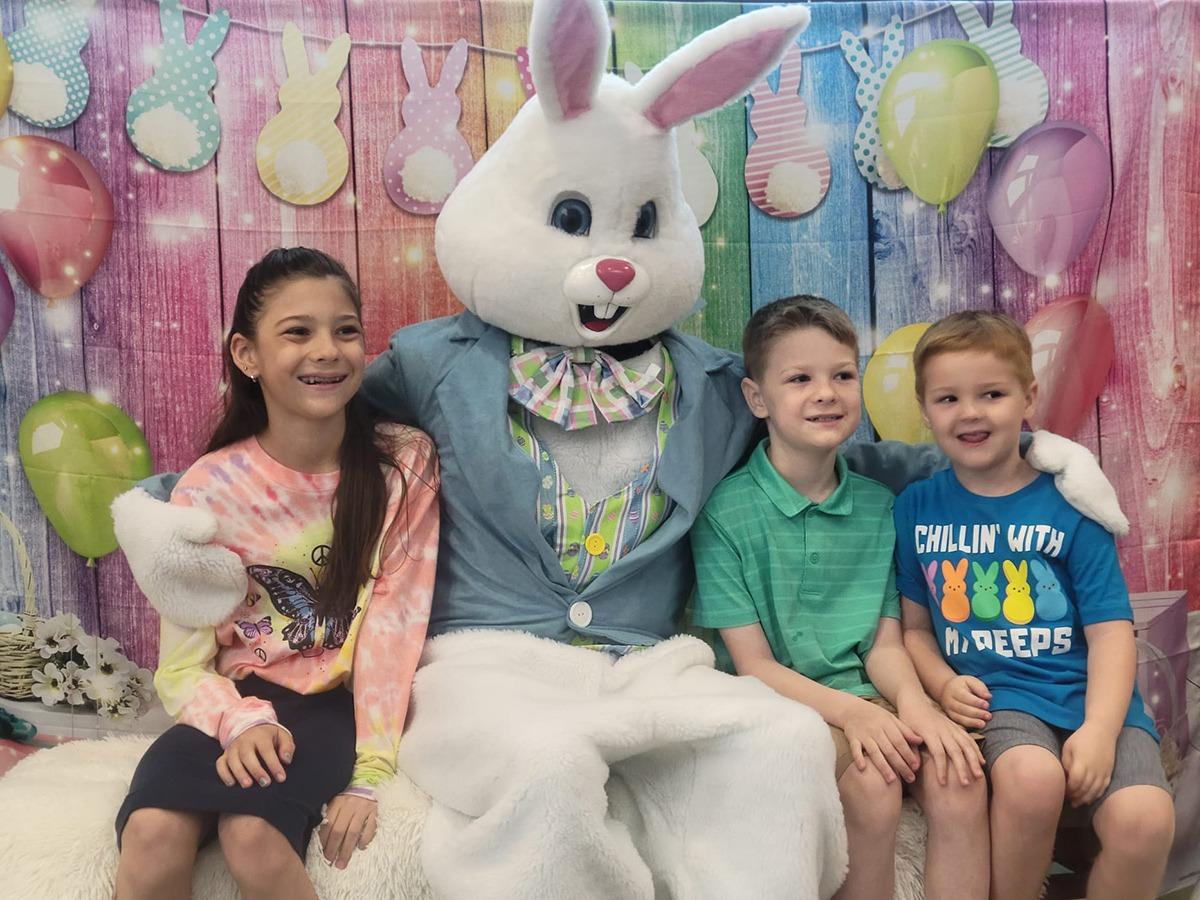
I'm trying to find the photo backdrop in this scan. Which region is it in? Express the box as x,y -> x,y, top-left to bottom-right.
0,0 -> 1195,686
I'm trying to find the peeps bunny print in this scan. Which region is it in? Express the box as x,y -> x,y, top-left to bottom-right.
256,23 -> 351,206
126,0 -> 229,173
839,16 -> 905,190
894,468 -> 1156,737
954,0 -> 1048,147
745,43 -> 830,217
7,0 -> 94,129
383,38 -> 474,215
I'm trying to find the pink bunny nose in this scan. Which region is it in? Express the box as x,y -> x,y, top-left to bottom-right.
596,258 -> 635,293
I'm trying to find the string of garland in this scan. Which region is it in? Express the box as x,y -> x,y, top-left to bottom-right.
167,1 -> 955,61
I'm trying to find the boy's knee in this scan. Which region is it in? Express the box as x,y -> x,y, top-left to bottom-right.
991,746 -> 1065,820
1094,787 -> 1175,861
920,772 -> 988,826
839,764 -> 903,832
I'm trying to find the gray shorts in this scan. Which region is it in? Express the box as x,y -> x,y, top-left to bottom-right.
981,709 -> 1169,815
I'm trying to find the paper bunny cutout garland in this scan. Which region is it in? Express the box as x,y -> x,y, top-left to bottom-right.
256,23 -> 352,206
839,17 -> 905,191
126,0 -> 230,173
383,38 -> 475,215
744,43 -> 830,218
8,0 -> 95,129
954,0 -> 1048,147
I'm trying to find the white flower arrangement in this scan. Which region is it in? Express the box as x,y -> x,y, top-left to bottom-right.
30,613 -> 154,720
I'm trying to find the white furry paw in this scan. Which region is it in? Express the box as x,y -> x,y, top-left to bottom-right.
1027,430 -> 1130,536
111,488 -> 248,627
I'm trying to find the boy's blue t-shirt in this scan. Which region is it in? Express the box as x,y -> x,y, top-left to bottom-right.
893,469 -> 1156,739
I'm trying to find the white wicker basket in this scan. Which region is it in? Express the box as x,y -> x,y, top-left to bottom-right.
0,511 -> 42,701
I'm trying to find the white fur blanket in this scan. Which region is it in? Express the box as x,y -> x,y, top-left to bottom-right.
0,638 -> 936,897
0,735 -> 432,899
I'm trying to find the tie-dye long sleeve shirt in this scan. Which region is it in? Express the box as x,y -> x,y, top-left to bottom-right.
153,424 -> 439,794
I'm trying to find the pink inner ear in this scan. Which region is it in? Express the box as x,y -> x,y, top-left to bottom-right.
551,0 -> 604,119
644,28 -> 791,130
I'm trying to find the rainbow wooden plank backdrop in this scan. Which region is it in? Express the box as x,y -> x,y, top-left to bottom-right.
0,0 -> 1195,667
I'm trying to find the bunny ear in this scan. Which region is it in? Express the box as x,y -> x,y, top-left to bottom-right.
953,2 -> 987,40
528,0 -> 610,121
319,33 -> 351,83
401,37 -> 431,90
1029,558 -> 1048,579
941,560 -> 957,580
882,16 -> 905,57
986,562 -> 999,581
971,561 -> 985,580
194,8 -> 231,57
954,559 -> 968,578
925,561 -> 937,581
1018,561 -> 1028,578
992,1 -> 1015,29
437,38 -> 469,90
1002,559 -> 1018,579
840,32 -> 872,78
158,0 -> 186,45
633,5 -> 809,131
281,23 -> 310,80
775,43 -> 803,96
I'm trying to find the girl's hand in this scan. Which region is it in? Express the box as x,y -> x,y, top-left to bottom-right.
939,675 -> 992,729
842,699 -> 923,784
319,793 -> 379,869
1062,722 -> 1117,807
900,701 -> 986,787
216,724 -> 294,788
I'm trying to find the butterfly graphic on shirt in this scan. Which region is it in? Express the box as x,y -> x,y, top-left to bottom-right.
236,617 -> 273,640
246,564 -> 359,654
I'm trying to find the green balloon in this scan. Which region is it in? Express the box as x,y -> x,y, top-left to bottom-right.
18,391 -> 153,563
877,39 -> 999,211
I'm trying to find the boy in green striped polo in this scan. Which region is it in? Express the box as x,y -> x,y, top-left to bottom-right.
691,296 -> 989,900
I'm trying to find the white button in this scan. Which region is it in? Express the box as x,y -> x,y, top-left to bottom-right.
569,601 -> 593,628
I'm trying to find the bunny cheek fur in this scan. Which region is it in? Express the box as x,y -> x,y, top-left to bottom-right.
434,79 -> 704,348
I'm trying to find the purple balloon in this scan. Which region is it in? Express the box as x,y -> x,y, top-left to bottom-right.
0,265 -> 12,346
987,121 -> 1110,277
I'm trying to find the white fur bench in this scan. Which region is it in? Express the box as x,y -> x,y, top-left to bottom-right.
0,736 -> 928,899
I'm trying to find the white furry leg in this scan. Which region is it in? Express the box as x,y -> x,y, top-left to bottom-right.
400,632 -> 653,900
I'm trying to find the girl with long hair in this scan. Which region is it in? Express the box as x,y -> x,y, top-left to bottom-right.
113,247 -> 439,899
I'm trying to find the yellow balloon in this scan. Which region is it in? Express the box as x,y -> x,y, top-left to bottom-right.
0,34 -> 12,115
863,323 -> 933,444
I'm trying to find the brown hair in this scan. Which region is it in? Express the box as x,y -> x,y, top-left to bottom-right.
208,247 -> 404,621
912,310 -> 1035,399
742,295 -> 859,381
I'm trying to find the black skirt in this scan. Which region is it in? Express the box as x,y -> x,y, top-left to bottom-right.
115,675 -> 356,857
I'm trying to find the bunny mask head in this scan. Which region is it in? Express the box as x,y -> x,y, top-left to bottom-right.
435,0 -> 809,347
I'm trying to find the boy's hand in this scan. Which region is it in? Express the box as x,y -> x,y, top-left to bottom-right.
899,700 -> 985,787
843,699 -> 923,784
216,724 -> 294,788
939,675 -> 992,730
1062,722 -> 1117,806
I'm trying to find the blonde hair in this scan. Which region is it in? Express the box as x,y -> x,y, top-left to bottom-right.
913,310 -> 1034,398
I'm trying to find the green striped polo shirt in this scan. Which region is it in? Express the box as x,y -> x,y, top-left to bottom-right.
691,440 -> 899,695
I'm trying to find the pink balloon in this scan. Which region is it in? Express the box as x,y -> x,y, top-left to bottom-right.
1025,295 -> 1114,437
0,266 -> 12,345
988,121 -> 1110,277
0,136 -> 115,301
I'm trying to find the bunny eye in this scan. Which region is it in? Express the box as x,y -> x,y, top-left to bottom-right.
550,197 -> 591,236
633,201 -> 657,239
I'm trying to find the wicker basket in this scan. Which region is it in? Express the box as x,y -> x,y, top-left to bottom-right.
0,511 -> 42,701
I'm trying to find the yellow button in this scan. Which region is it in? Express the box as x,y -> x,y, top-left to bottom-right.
584,533 -> 607,556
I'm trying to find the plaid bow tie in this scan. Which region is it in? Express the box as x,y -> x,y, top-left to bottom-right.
508,342 -> 666,431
